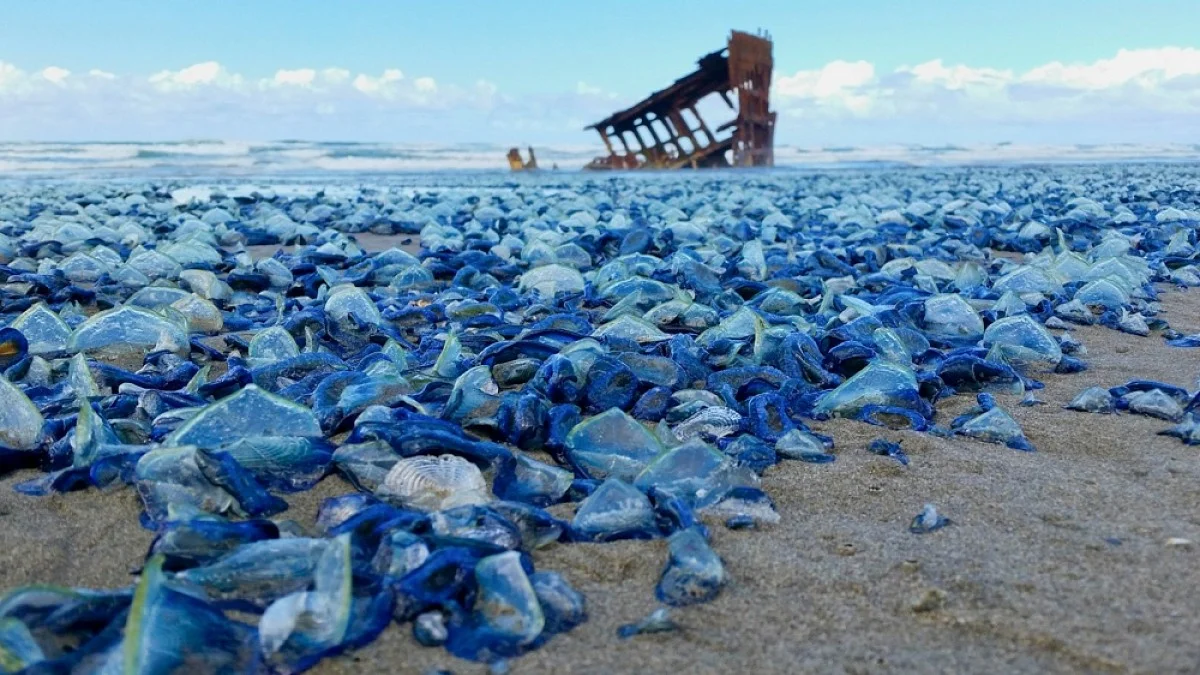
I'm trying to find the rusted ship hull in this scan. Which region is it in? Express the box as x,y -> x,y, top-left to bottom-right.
583,30 -> 775,171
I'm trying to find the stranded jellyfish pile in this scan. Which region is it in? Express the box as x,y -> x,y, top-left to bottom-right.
1,166 -> 1199,672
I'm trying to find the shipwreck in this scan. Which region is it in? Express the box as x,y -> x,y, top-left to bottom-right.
583,30 -> 775,170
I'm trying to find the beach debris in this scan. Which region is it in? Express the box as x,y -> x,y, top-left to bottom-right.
0,328 -> 27,371
0,162 -> 1193,669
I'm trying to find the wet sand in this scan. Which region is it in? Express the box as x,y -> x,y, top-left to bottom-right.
2,256 -> 1199,673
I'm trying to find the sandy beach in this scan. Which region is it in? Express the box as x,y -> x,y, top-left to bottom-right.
4,2 -> 1199,671
1,230 -> 1197,675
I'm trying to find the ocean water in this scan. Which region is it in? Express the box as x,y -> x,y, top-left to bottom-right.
1,140 -> 1198,178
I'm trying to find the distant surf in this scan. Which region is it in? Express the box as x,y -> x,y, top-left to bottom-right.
1,140 -> 1198,177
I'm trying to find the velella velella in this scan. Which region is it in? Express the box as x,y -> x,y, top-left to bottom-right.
445,550 -> 545,661
8,303 -> 70,355
123,555 -> 261,673
617,607 -> 680,639
1160,414 -> 1200,445
493,453 -> 573,506
67,305 -> 190,357
376,454 -> 490,511
867,438 -> 909,466
952,398 -> 1036,452
0,163 -> 1193,671
0,616 -> 44,671
530,571 -> 587,636
1065,386 -> 1116,414
812,361 -> 929,422
518,264 -> 586,297
164,384 -> 331,489
633,439 -> 758,508
655,527 -> 727,606
259,535 -> 394,673
563,408 -> 664,481
981,314 -> 1063,373
922,293 -> 984,342
570,478 -> 658,542
0,374 -> 43,453
1121,388 -> 1184,422
909,503 -> 951,534
775,428 -> 836,463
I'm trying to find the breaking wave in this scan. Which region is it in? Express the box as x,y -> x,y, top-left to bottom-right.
0,140 -> 1198,177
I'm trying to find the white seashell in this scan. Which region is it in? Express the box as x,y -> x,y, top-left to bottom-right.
376,454 -> 489,511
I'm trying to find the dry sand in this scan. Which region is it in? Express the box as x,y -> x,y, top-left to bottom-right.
2,243 -> 1199,674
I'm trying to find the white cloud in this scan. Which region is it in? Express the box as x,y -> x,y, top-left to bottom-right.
322,68 -> 351,85
1,48 -> 1198,144
148,61 -> 243,90
772,47 -> 1200,141
777,60 -> 876,99
0,57 -> 504,141
776,60 -> 877,116
1021,47 -> 1200,90
271,68 -> 316,87
901,60 -> 1011,90
0,62 -> 24,91
573,81 -> 621,103
40,67 -> 70,84
576,81 -> 603,96
353,68 -> 404,95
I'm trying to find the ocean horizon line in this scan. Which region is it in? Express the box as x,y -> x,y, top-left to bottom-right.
1,140 -> 1199,176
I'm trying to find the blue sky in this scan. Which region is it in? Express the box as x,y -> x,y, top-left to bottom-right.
1,0 -> 1199,145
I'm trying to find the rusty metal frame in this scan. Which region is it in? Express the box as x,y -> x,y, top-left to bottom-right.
583,30 -> 774,171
